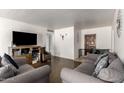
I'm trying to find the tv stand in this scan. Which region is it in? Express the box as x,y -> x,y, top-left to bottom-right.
8,45 -> 46,64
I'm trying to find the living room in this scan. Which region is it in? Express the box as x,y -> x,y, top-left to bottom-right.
0,9 -> 124,84
0,0 -> 124,92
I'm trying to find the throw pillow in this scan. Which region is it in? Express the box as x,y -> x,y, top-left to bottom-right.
108,58 -> 124,72
93,55 -> 109,76
97,68 -> 124,83
108,52 -> 117,64
94,53 -> 108,66
1,53 -> 19,69
0,64 -> 18,81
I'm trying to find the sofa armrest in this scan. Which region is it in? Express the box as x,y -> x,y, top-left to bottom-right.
61,68 -> 105,83
1,65 -> 50,83
13,57 -> 27,66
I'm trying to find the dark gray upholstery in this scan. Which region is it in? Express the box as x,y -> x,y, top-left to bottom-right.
61,53 -> 124,83
1,65 -> 50,83
74,62 -> 95,75
0,57 -> 50,83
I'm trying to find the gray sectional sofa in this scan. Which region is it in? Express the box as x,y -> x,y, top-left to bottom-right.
61,53 -> 124,83
0,57 -> 50,83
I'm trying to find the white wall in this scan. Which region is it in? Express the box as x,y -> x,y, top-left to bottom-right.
80,26 -> 112,50
54,27 -> 74,59
114,10 -> 124,62
0,17 -> 47,56
74,27 -> 81,58
54,26 -> 112,60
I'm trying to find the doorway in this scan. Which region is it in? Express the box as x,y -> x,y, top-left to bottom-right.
46,30 -> 54,55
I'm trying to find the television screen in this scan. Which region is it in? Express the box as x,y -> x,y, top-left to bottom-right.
13,31 -> 37,46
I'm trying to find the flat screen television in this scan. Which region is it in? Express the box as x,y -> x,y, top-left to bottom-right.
13,31 -> 37,46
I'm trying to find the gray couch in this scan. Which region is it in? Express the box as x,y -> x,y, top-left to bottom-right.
61,53 -> 124,83
0,57 -> 50,83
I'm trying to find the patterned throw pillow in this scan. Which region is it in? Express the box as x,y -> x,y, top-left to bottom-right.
97,68 -> 124,83
94,53 -> 108,66
93,55 -> 109,76
0,64 -> 18,81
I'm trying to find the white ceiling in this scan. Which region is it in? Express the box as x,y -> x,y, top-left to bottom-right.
0,9 -> 114,29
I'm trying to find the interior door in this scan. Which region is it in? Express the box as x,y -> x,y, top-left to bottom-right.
85,34 -> 96,55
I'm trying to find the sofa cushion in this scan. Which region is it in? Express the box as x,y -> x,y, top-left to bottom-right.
85,54 -> 99,61
74,62 -> 95,75
93,55 -> 109,76
18,64 -> 34,74
97,68 -> 124,83
75,57 -> 94,64
108,58 -> 124,72
0,64 -> 18,81
1,53 -> 19,69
